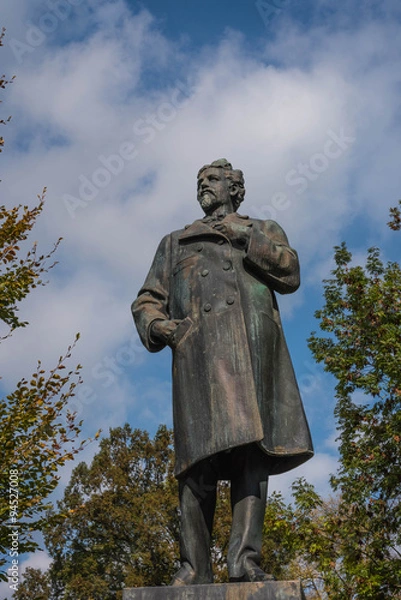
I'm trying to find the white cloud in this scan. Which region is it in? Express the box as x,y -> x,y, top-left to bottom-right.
2,0 -> 399,421
270,452 -> 339,501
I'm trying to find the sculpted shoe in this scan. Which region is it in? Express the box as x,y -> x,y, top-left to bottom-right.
229,563 -> 275,583
245,565 -> 275,582
170,563 -> 213,586
170,564 -> 196,586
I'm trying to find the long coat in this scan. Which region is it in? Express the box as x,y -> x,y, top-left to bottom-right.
132,213 -> 313,478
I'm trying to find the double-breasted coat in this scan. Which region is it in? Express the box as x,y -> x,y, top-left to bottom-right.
132,213 -> 313,478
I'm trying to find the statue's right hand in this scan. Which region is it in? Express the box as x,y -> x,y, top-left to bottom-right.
150,319 -> 182,343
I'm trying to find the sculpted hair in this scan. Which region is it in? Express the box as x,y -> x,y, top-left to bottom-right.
197,158 -> 245,211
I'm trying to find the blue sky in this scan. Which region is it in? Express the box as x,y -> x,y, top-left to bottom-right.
1,0 -> 401,590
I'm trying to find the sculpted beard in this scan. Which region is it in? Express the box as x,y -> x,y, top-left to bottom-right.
198,191 -> 219,213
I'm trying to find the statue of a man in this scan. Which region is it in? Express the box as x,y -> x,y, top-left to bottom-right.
132,159 -> 313,585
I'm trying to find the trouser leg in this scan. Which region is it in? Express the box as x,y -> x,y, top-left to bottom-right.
172,461 -> 217,585
227,445 -> 269,581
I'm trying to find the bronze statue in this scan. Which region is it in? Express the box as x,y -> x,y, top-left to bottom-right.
132,159 -> 313,585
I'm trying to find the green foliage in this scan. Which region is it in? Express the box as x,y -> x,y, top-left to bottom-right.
388,199 -> 401,231
262,490 -> 303,580
259,480 -> 337,599
306,204 -> 401,598
11,567 -> 51,600
0,195 -> 60,334
43,425 -> 179,599
0,338 -> 88,576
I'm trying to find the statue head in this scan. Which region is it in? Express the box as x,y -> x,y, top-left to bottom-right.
197,159 -> 245,214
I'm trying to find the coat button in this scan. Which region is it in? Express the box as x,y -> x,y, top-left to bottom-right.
222,261 -> 231,271
226,296 -> 235,305
201,269 -> 209,277
204,303 -> 212,312
197,243 -> 203,252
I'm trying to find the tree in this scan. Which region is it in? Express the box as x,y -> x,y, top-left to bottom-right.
0,194 -> 60,334
42,425 -> 179,599
0,333 -> 87,578
0,28 -> 89,582
306,201 -> 401,598
261,482 -> 328,595
11,567 -> 51,600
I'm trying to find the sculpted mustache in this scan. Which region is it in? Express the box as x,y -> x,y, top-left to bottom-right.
199,189 -> 216,197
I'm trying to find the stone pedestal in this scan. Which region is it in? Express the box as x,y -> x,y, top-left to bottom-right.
123,581 -> 306,600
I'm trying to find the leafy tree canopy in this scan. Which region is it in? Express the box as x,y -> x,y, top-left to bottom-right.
43,425 -> 179,599
307,201 -> 401,598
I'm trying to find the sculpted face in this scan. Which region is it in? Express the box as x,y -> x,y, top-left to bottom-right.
197,167 -> 231,214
